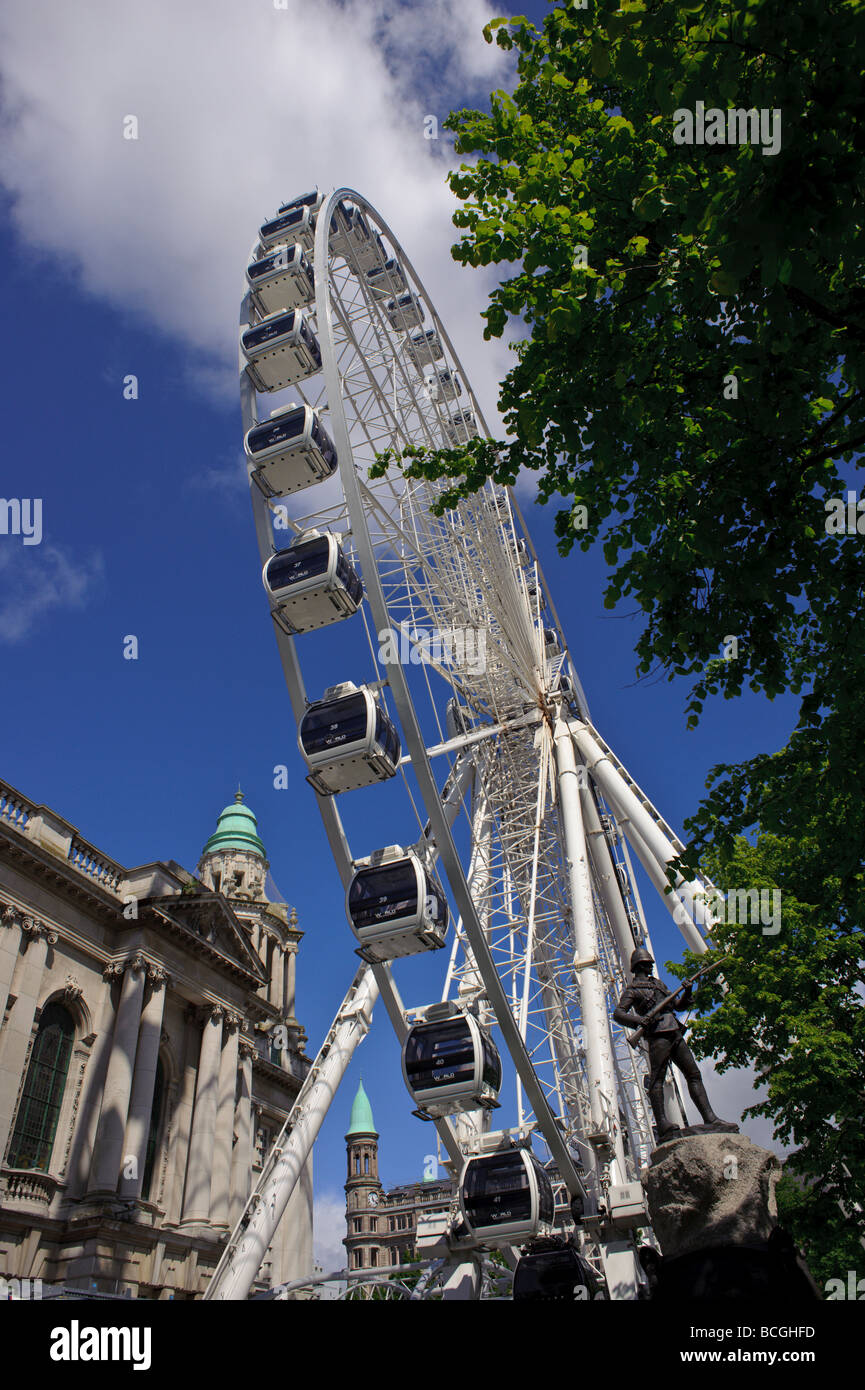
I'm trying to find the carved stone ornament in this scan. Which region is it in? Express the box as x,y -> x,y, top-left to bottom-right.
19,915 -> 57,944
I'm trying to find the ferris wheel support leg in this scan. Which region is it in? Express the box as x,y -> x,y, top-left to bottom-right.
554,721 -> 644,1299
204,966 -> 379,1301
602,1242 -> 644,1302
569,723 -> 711,953
439,1257 -> 482,1300
618,819 -> 710,954
553,720 -> 625,1171
580,783 -> 639,972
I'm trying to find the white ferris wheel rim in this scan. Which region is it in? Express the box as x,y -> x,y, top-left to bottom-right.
309,187 -> 588,1197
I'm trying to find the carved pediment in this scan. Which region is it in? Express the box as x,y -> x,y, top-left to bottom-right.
146,893 -> 265,982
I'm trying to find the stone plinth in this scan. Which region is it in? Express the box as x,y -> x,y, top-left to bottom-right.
643,1132 -> 781,1260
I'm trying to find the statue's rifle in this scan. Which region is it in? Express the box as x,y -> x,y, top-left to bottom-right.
626,955 -> 730,1047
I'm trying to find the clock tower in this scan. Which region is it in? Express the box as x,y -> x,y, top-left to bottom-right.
343,1079 -> 384,1272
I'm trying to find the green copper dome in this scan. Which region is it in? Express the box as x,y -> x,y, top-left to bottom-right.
201,790 -> 266,859
347,1079 -> 377,1136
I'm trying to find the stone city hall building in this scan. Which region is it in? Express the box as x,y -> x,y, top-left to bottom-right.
0,777 -> 313,1297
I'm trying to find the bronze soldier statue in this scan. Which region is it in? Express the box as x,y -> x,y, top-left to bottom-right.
613,946 -> 737,1142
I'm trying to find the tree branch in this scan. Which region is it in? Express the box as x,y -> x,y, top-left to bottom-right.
783,286 -> 865,344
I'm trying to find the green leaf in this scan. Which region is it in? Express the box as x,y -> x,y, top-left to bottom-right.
633,187 -> 663,220
590,41 -> 611,78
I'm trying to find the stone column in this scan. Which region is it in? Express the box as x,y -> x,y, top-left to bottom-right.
119,966 -> 170,1199
164,1008 -> 197,1226
264,936 -> 275,1006
230,1036 -> 255,1224
69,967 -> 122,1194
210,1012 -> 240,1228
285,949 -> 297,1021
285,908 -> 300,1021
88,955 -> 147,1193
273,943 -> 285,1014
0,904 -> 24,1027
181,1004 -> 224,1224
0,918 -> 57,1163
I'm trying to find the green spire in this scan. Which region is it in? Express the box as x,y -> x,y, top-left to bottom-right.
347,1078 -> 377,1136
201,790 -> 267,859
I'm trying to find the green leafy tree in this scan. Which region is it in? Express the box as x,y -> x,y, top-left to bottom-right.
669,832 -> 865,1245
372,0 -> 865,933
775,1172 -> 864,1289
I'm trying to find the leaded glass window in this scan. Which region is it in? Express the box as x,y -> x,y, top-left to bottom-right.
7,1002 -> 74,1171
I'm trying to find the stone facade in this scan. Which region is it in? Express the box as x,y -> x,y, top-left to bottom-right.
0,778 -> 312,1299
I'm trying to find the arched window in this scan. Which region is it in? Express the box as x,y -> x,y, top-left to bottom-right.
354,1155 -> 360,1175
7,1002 -> 75,1171
141,1056 -> 166,1201
364,1154 -> 369,1175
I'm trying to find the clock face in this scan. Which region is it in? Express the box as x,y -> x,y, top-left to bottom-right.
367,1191 -> 380,1207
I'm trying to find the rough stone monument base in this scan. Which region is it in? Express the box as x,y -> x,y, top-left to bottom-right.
638,1132 -> 819,1299
644,1132 -> 780,1259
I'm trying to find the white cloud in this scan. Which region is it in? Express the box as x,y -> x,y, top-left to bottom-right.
183,450 -> 248,501
0,0 -> 513,423
0,544 -> 104,642
313,1189 -> 348,1274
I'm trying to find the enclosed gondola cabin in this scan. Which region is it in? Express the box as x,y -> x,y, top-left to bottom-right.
458,1149 -> 555,1247
513,1242 -> 604,1301
365,258 -> 407,297
557,674 -> 580,713
258,203 -> 318,255
404,328 -> 444,372
402,1015 -> 501,1119
245,403 -> 337,498
484,492 -> 511,524
385,291 -> 425,331
241,310 -> 322,392
298,682 -> 400,795
277,189 -> 324,216
543,628 -> 561,661
246,243 -> 315,316
329,204 -> 384,271
445,696 -> 474,739
423,367 -> 462,402
444,408 -> 479,447
346,847 -> 449,963
263,532 -> 361,635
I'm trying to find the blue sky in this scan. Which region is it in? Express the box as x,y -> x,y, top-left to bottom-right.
0,0 -> 799,1268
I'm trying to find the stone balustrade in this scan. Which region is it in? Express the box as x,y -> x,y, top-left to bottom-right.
0,777 -> 125,897
0,784 -> 33,833
68,836 -> 125,894
1,1166 -> 61,1207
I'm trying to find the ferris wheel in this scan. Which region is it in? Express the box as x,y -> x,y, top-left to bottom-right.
204,187 -> 720,1303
